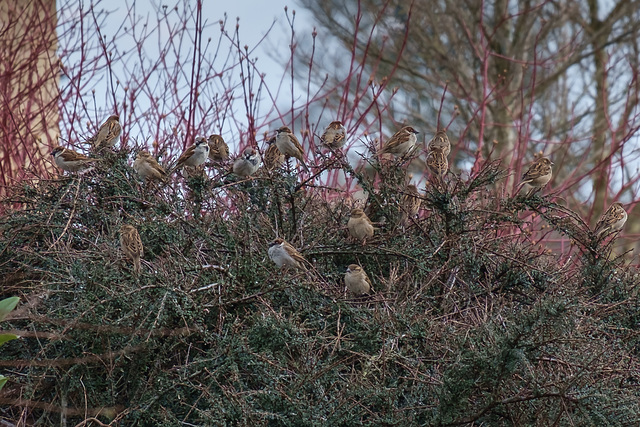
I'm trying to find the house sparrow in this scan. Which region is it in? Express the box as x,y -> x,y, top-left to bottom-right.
347,208 -> 374,243
120,224 -> 143,275
344,264 -> 372,296
428,129 -> 451,157
320,121 -> 346,149
426,146 -> 448,178
51,146 -> 96,172
171,136 -> 210,173
594,202 -> 627,239
275,126 -> 310,172
379,126 -> 419,156
133,150 -> 167,183
232,147 -> 261,177
86,115 -> 121,149
263,138 -> 285,171
268,238 -> 307,270
208,134 -> 229,162
518,157 -> 553,196
399,184 -> 422,226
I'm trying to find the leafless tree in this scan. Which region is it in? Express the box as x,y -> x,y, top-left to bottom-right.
298,0 -> 640,226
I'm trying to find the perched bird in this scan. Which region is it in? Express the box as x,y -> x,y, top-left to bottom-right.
172,137 -> 210,173
320,121 -> 346,149
399,184 -> 422,226
268,238 -> 307,270
344,264 -> 372,296
518,157 -> 553,196
347,208 -> 375,243
426,146 -> 448,178
51,146 -> 96,172
85,115 -> 121,149
207,134 -> 229,162
120,224 -> 143,275
275,126 -> 310,172
379,126 -> 419,157
428,129 -> 451,157
594,202 -> 627,240
232,147 -> 261,177
133,150 -> 167,183
263,138 -> 285,171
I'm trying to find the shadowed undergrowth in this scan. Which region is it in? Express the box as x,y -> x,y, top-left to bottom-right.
0,150 -> 639,425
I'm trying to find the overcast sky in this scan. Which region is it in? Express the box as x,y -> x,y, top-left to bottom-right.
56,0 -> 318,147
208,0 -> 311,82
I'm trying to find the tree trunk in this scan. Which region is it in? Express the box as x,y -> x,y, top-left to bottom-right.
588,0 -> 610,221
0,0 -> 59,199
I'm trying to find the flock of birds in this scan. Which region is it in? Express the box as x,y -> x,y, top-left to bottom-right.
49,115 -> 629,295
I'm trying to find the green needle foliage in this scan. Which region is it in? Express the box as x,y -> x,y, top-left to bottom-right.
0,150 -> 639,425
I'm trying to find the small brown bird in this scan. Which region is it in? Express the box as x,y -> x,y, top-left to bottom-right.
232,147 -> 261,177
428,129 -> 451,157
268,238 -> 307,270
275,126 -> 310,172
320,121 -> 347,149
347,208 -> 375,243
120,224 -> 143,275
172,137 -> 210,173
379,126 -> 419,157
594,202 -> 627,240
263,137 -> 285,171
133,150 -> 167,183
399,184 -> 422,226
51,146 -> 96,172
344,264 -> 372,296
426,147 -> 448,191
208,134 -> 229,162
426,146 -> 448,178
519,157 -> 553,196
86,115 -> 121,149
